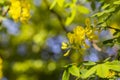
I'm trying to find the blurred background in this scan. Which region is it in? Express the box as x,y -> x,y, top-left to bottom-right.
0,0 -> 120,80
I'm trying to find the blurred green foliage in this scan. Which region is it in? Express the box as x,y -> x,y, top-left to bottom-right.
0,0 -> 120,80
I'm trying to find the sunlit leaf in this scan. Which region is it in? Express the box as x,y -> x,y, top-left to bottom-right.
108,65 -> 120,71
49,0 -> 57,9
77,5 -> 90,14
80,68 -> 88,75
0,0 -> 4,4
92,8 -> 115,18
62,70 -> 70,80
68,65 -> 80,77
92,12 -> 105,17
83,61 -> 96,66
113,1 -> 120,4
96,64 -> 109,78
104,8 -> 115,13
83,65 -> 97,78
65,10 -> 76,26
56,0 -> 64,7
106,60 -> 120,65
72,0 -> 77,3
102,4 -> 110,9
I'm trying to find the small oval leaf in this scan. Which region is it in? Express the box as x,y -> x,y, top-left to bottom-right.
68,65 -> 80,77
83,65 -> 97,78
62,70 -> 70,80
96,64 -> 109,78
83,61 -> 96,66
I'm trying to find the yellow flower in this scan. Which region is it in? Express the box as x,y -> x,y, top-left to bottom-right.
61,18 -> 98,56
9,0 -> 21,21
73,26 -> 85,45
67,26 -> 85,46
9,0 -> 31,23
61,42 -> 68,49
85,18 -> 98,40
106,71 -> 115,78
85,18 -> 90,28
20,8 -> 31,23
65,26 -> 86,54
85,28 -> 98,40
67,32 -> 74,44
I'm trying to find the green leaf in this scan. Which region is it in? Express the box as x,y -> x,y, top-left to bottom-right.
102,4 -> 110,10
108,65 -> 120,71
106,60 -> 120,65
109,79 -> 115,80
83,61 -> 96,66
96,64 -> 109,78
68,65 -> 80,77
104,8 -> 115,13
77,5 -> 90,14
83,65 -> 97,79
72,0 -> 77,3
65,9 -> 76,26
80,68 -> 88,74
0,1 -> 4,4
56,0 -> 64,7
103,38 -> 114,44
92,7 -> 115,18
49,0 -> 57,10
62,70 -> 70,80
113,1 -> 120,4
92,12 -> 105,17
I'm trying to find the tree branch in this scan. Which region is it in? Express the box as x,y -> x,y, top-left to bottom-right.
107,26 -> 120,31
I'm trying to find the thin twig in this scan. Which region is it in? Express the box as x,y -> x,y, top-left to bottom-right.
91,40 -> 102,52
107,26 -> 120,31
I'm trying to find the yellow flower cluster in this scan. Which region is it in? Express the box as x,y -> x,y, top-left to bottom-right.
9,0 -> 31,23
106,71 -> 115,78
62,18 -> 98,56
85,19 -> 98,40
67,26 -> 85,46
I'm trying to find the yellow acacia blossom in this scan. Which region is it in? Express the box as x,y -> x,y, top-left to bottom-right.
67,26 -> 86,48
9,0 -> 31,23
61,18 -> 98,56
61,42 -> 68,49
85,18 -> 98,40
106,71 -> 116,78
